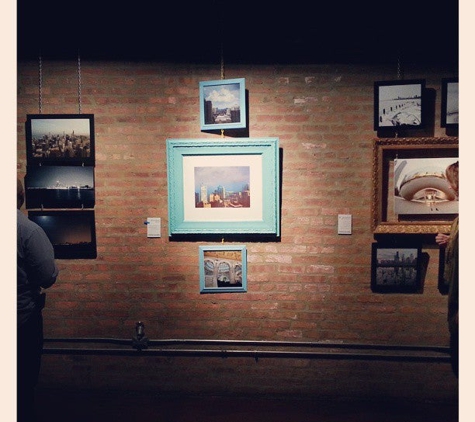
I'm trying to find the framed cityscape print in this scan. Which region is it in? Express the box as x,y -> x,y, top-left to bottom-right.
371,243 -> 422,293
441,77 -> 459,128
25,114 -> 95,166
371,137 -> 458,234
28,210 -> 97,259
374,79 -> 425,130
166,138 -> 280,237
24,165 -> 95,209
199,78 -> 246,131
199,245 -> 247,293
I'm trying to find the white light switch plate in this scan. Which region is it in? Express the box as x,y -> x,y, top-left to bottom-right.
147,217 -> 161,238
338,214 -> 352,235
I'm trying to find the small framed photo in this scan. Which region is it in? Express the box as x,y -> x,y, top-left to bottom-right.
166,138 -> 280,237
25,165 -> 95,209
371,243 -> 422,293
199,245 -> 247,293
199,78 -> 246,131
25,114 -> 95,166
28,210 -> 97,259
441,77 -> 459,127
374,79 -> 425,130
438,248 -> 449,295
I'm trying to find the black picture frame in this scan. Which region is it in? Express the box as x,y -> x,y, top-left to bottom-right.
441,77 -> 459,128
25,114 -> 95,166
28,210 -> 97,259
438,248 -> 449,295
371,243 -> 422,293
24,166 -> 95,209
374,79 -> 425,131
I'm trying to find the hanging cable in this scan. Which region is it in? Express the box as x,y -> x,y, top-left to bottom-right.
38,52 -> 43,114
78,51 -> 82,114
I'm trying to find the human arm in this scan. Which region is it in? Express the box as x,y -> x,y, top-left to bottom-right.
24,226 -> 59,289
435,233 -> 450,248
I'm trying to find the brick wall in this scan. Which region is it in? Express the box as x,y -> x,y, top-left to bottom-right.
17,60 -> 458,400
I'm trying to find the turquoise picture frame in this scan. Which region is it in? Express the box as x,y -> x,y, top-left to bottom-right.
199,78 -> 246,131
166,138 -> 280,237
199,245 -> 247,293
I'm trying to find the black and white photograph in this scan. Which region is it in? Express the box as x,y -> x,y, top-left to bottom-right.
28,210 -> 97,259
25,166 -> 95,209
394,157 -> 459,215
371,244 -> 422,293
374,80 -> 425,130
199,78 -> 246,131
26,114 -> 95,165
441,77 -> 459,127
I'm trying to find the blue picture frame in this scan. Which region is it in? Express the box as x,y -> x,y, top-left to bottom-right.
199,245 -> 247,293
166,138 -> 280,236
199,78 -> 246,131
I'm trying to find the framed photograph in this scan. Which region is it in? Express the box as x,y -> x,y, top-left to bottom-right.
166,138 -> 280,237
199,245 -> 247,293
371,243 -> 422,293
25,114 -> 95,166
371,137 -> 458,234
199,78 -> 246,131
438,248 -> 449,295
24,165 -> 95,209
394,157 -> 458,215
374,79 -> 425,130
441,77 -> 459,128
28,210 -> 97,259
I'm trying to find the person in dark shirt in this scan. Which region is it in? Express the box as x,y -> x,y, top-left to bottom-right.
435,161 -> 459,378
17,178 -> 59,422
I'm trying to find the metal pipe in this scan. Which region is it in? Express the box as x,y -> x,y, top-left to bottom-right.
42,338 -> 450,363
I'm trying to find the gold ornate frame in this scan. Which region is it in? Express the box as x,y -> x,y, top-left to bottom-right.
371,137 -> 458,234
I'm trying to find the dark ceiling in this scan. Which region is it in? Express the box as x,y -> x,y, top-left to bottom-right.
17,1 -> 459,67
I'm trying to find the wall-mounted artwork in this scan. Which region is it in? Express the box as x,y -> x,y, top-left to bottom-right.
441,77 -> 459,128
24,166 -> 95,209
199,245 -> 247,293
371,137 -> 458,235
438,248 -> 449,295
371,243 -> 422,293
394,157 -> 458,215
166,138 -> 280,237
199,78 -> 246,131
28,210 -> 97,259
374,79 -> 425,130
25,114 -> 95,166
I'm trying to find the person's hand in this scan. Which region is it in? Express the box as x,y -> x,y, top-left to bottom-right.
436,233 -> 450,248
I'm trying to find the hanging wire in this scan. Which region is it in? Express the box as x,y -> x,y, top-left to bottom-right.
396,49 -> 403,80
220,38 -> 225,138
220,41 -> 225,81
77,51 -> 82,114
38,52 -> 43,114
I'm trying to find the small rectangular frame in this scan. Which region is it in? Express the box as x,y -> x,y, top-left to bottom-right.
28,210 -> 97,259
24,165 -> 95,209
166,138 -> 280,237
371,137 -> 458,234
199,245 -> 247,293
371,243 -> 422,293
199,78 -> 246,131
441,77 -> 459,128
438,247 -> 449,295
374,79 -> 425,131
25,114 -> 95,166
